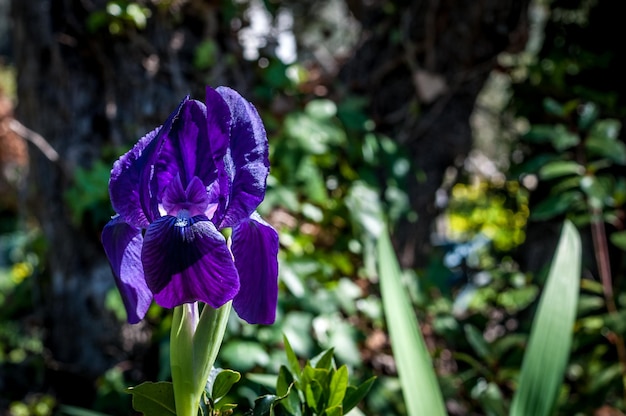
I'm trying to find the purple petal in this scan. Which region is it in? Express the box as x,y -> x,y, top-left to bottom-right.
232,212 -> 279,324
162,174 -> 210,217
101,216 -> 153,324
110,98 -> 188,226
205,87 -> 233,223
109,127 -> 161,229
150,99 -> 208,203
141,214 -> 240,309
215,87 -> 269,228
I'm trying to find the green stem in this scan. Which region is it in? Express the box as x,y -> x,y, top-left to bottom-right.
193,301 -> 232,402
170,302 -> 232,416
171,303 -> 198,416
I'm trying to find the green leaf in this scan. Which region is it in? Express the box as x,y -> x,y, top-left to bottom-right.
57,406 -> 112,416
281,387 -> 303,416
578,102 -> 599,131
127,382 -> 176,416
510,221 -> 581,416
312,348 -> 335,370
586,119 -> 626,164
580,175 -> 610,210
378,230 -> 447,416
327,365 -> 349,409
610,231 -> 626,251
464,324 -> 490,360
283,335 -> 302,382
530,191 -> 583,221
538,160 -> 585,180
342,377 -> 376,414
304,379 -> 325,412
523,124 -> 580,151
211,369 -> 241,401
220,340 -> 269,372
253,394 -> 279,416
325,405 -> 343,416
277,365 -> 294,397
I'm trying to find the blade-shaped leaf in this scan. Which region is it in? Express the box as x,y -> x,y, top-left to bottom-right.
343,377 -> 375,413
378,229 -> 446,416
283,335 -> 302,382
510,220 -> 581,416
328,365 -> 349,408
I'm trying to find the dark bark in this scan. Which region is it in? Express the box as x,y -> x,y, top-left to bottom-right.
10,0 -> 247,404
340,0 -> 530,267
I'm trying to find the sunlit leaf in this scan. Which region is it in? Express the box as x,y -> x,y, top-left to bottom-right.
538,161 -> 585,180
510,221 -> 581,416
378,230 -> 447,416
343,377 -> 376,413
283,335 -> 302,382
328,365 -> 349,408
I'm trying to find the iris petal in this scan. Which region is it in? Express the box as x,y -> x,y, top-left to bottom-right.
162,174 -> 210,217
151,99 -> 209,202
215,87 -> 269,228
142,214 -> 240,309
101,216 -> 153,324
205,86 -> 233,225
109,97 -> 188,226
232,212 -> 279,324
109,127 -> 161,229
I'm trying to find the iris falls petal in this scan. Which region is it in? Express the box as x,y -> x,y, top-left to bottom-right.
141,214 -> 240,309
101,216 -> 153,324
231,212 -> 279,324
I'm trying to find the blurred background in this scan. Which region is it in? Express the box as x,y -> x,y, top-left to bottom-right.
1,0 -> 625,414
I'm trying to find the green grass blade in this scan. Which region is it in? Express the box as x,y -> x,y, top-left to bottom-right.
510,220 -> 581,416
378,229 -> 447,416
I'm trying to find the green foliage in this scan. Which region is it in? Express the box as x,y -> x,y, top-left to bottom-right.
127,382 -> 176,416
87,1 -> 152,35
510,221 -> 581,416
378,229 -> 447,416
249,336 -> 374,416
63,160 -> 113,227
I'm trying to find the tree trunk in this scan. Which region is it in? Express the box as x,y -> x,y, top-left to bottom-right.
340,0 -> 530,267
11,0 -> 246,405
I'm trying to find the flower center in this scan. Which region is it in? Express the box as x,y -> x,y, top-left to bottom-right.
162,174 -> 211,218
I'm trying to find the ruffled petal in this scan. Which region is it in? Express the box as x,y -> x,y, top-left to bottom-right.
215,87 -> 269,228
109,98 -> 187,226
101,215 -> 153,324
141,214 -> 240,309
162,174 -> 210,217
205,86 -> 233,225
109,127 -> 161,229
151,99 -> 208,202
231,212 -> 279,324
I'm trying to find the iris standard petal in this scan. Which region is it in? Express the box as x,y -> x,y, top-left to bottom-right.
110,97 -> 188,226
162,174 -> 210,217
215,87 -> 270,228
231,212 -> 279,324
101,216 -> 153,324
109,127 -> 161,229
151,99 -> 210,201
141,214 -> 240,309
205,86 -> 233,225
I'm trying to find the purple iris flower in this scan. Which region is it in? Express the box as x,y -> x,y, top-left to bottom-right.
101,86 -> 279,325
